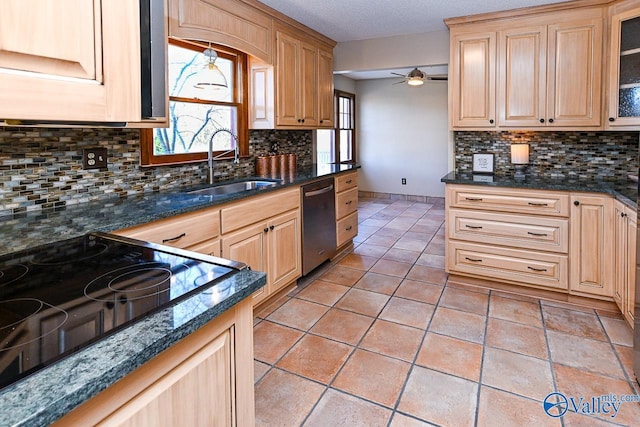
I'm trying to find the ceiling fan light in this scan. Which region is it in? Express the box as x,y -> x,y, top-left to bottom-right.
407,77 -> 424,86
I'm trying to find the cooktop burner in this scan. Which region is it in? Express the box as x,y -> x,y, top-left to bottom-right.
0,232 -> 240,390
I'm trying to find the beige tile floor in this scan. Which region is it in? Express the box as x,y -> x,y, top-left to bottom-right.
253,198 -> 640,427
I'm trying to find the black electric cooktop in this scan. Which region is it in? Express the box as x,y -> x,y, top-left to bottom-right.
0,232 -> 241,390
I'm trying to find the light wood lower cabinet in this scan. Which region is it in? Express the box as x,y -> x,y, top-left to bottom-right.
53,298 -> 255,427
446,185 -> 622,306
614,200 -> 637,328
335,172 -> 359,249
569,194 -> 615,299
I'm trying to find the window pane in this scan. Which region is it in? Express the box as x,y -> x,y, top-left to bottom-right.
316,129 -> 334,163
152,101 -> 237,155
340,130 -> 353,161
167,44 -> 233,102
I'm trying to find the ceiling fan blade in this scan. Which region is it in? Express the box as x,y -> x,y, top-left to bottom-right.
390,72 -> 406,77
392,80 -> 407,85
427,76 -> 448,81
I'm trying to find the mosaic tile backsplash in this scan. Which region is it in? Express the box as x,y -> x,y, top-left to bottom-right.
455,131 -> 639,179
0,127 -> 312,215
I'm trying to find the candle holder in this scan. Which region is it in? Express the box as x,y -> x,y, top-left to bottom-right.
510,144 -> 530,180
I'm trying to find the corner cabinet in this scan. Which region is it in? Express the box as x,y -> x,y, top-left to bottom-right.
607,3 -> 640,128
0,0 -> 144,123
53,298 -> 255,426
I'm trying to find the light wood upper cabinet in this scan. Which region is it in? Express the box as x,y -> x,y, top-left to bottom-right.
318,48 -> 335,127
547,17 -> 602,127
448,3 -> 604,130
274,29 -> 330,128
607,4 -> 640,128
0,0 -> 143,123
498,26 -> 547,126
569,194 -> 614,299
497,15 -> 603,127
449,31 -> 496,128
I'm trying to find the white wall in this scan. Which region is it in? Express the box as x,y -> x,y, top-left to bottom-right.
334,75 -> 357,93
355,78 -> 451,198
334,30 -> 449,73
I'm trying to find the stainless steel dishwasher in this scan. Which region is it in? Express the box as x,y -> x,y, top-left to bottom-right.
301,178 -> 337,275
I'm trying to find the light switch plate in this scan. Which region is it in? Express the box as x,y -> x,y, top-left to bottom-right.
82,147 -> 108,170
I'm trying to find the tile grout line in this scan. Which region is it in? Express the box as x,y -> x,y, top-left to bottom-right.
472,288 -> 492,427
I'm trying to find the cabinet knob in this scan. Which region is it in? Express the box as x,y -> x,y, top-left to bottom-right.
320,119 -> 324,123
301,119 -> 305,123
622,212 -> 627,218
574,200 -> 580,206
264,227 -> 269,233
489,119 -> 494,124
609,117 -> 615,122
270,225 -> 275,230
548,118 -> 554,123
539,118 -> 545,123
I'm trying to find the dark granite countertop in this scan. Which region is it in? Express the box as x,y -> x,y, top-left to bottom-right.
0,267 -> 266,427
441,171 -> 638,210
0,163 -> 360,256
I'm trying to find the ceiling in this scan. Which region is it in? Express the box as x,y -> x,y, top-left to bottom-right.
258,0 -> 569,42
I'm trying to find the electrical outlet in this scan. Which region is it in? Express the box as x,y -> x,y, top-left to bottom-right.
82,147 -> 108,170
401,178 -> 407,185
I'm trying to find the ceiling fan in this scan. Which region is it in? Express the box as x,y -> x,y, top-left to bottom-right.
391,67 -> 448,86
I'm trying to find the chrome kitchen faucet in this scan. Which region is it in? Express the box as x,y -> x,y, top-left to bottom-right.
208,128 -> 240,184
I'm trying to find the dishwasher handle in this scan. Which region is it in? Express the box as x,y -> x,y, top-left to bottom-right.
304,184 -> 334,197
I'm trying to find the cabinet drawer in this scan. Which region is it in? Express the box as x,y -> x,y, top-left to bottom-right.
336,187 -> 358,219
114,209 -> 220,249
448,208 -> 568,253
447,185 -> 569,217
448,241 -> 568,290
221,187 -> 300,234
336,211 -> 358,247
335,172 -> 357,193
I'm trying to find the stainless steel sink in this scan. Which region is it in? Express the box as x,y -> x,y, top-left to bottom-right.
188,180 -> 281,196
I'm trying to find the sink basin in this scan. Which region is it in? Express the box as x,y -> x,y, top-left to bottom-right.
188,180 -> 281,196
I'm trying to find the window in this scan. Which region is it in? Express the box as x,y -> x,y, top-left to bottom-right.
316,90 -> 356,164
141,39 -> 248,166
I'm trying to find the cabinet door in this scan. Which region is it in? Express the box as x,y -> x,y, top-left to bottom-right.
317,48 -> 335,127
547,18 -> 602,127
276,32 -> 300,126
268,210 -> 301,294
570,195 -> 614,298
299,42 -> 319,127
498,26 -> 547,127
188,239 -> 221,258
0,0 -> 141,122
97,329 -> 234,427
607,8 -> 640,128
625,209 -> 636,326
450,31 -> 496,128
222,224 -> 268,305
614,203 -> 627,311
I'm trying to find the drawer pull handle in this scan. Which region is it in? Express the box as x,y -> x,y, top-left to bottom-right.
345,179 -> 353,184
465,257 -> 483,262
528,202 -> 548,207
465,197 -> 483,201
346,200 -> 353,205
527,232 -> 548,237
465,225 -> 483,229
528,266 -> 547,272
346,226 -> 353,231
162,232 -> 186,243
